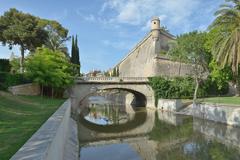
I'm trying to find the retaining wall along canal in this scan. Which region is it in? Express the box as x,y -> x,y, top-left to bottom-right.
193,103 -> 240,127
10,99 -> 79,160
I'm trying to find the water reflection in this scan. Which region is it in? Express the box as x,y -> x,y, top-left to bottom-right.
84,104 -> 134,125
78,96 -> 240,160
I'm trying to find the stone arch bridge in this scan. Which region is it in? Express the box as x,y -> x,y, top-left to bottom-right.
70,77 -> 155,113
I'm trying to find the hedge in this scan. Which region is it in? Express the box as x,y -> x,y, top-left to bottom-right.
148,76 -> 229,104
0,59 -> 10,72
0,72 -> 32,90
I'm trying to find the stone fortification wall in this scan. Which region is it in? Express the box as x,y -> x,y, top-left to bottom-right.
154,57 -> 193,77
115,17 -> 193,78
118,33 -> 156,77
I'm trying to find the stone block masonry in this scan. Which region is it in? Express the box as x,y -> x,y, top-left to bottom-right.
8,83 -> 40,96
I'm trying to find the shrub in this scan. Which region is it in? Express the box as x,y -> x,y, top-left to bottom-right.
0,72 -> 32,90
148,76 -> 228,104
203,76 -> 229,96
0,59 -> 10,72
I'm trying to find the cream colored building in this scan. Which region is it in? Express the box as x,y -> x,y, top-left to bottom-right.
114,17 -> 193,77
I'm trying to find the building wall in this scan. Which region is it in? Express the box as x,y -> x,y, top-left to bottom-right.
154,57 -> 193,77
118,33 -> 156,77
117,30 -> 193,78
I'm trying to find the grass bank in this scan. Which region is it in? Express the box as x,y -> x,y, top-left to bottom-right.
0,91 -> 65,160
200,97 -> 240,106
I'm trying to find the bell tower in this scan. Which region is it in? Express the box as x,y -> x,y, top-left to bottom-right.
151,16 -> 160,41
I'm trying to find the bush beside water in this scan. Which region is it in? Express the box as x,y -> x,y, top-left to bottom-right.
148,76 -> 229,102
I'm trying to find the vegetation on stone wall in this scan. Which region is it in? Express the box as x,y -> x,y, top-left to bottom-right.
149,76 -> 229,105
168,31 -> 210,102
0,59 -> 10,72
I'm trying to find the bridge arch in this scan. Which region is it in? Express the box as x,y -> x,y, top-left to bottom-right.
98,86 -> 147,107
70,77 -> 155,114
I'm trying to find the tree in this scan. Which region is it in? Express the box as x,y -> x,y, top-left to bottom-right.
40,19 -> 69,56
168,31 -> 209,102
75,35 -> 80,75
209,0 -> 240,95
25,47 -> 74,97
168,39 -> 187,75
70,35 -> 80,75
0,8 -> 69,73
0,8 -> 47,73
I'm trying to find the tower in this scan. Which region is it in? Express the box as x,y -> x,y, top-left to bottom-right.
151,16 -> 160,41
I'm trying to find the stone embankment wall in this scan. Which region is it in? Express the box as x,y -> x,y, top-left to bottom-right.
11,100 -> 79,160
193,103 -> 240,127
157,99 -> 183,112
8,83 -> 40,96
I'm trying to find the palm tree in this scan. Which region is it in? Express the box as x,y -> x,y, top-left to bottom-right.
209,0 -> 240,95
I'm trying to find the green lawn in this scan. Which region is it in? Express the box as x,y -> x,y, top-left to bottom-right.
200,97 -> 240,106
0,91 -> 65,160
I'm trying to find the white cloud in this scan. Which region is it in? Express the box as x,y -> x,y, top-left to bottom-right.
100,0 -> 220,33
102,40 -> 134,50
84,14 -> 96,22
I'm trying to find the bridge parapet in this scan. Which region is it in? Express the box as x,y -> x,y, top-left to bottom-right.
76,77 -> 149,83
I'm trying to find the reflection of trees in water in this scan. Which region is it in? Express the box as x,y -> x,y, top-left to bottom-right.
79,107 -> 147,133
88,104 -> 129,125
149,111 -> 193,142
151,111 -> 240,160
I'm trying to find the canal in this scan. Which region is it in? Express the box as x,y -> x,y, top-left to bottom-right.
77,95 -> 240,160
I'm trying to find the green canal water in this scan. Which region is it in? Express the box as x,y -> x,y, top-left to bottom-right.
78,97 -> 240,160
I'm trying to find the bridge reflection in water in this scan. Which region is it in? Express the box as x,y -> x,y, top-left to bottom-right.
78,99 -> 240,160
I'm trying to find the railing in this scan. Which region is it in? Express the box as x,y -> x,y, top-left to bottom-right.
76,77 -> 149,82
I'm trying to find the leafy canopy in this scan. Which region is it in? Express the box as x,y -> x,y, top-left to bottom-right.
209,0 -> 240,76
0,8 -> 47,51
25,47 -> 74,89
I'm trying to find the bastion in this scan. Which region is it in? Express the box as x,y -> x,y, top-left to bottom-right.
113,17 -> 193,77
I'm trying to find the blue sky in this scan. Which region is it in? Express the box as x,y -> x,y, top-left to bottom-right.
0,0 -> 225,73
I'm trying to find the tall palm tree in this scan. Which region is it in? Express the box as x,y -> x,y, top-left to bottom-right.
209,0 -> 240,95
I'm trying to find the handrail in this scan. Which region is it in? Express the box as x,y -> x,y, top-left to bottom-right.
76,77 -> 149,82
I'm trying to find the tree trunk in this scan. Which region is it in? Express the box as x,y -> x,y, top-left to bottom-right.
236,78 -> 240,96
41,85 -> 43,97
193,77 -> 199,103
20,45 -> 25,73
52,87 -> 54,99
178,62 -> 182,76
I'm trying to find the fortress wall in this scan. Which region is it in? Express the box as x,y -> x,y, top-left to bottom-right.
154,58 -> 193,77
117,28 -> 192,78
158,32 -> 174,52
118,33 -> 156,77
